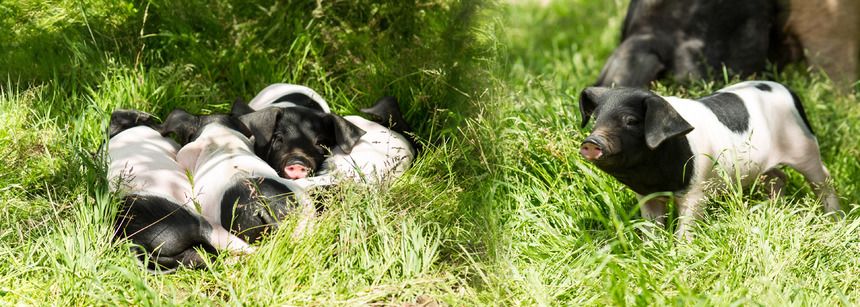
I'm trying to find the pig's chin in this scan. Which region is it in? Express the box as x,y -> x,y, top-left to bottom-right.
590,153 -> 626,169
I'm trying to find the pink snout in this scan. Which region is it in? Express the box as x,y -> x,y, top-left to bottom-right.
580,142 -> 603,161
284,164 -> 310,179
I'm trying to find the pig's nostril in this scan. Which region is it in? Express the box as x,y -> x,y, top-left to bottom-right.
580,142 -> 603,161
283,164 -> 309,179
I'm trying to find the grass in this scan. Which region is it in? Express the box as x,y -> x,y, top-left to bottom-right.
1,0 -> 859,305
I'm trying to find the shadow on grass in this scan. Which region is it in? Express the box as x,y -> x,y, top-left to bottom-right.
3,0 -> 503,299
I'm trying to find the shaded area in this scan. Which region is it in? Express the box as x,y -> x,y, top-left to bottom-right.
0,0 -> 497,304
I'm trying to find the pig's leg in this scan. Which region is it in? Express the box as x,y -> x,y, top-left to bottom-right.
761,168 -> 788,199
786,158 -> 841,217
779,135 -> 841,216
638,194 -> 668,240
206,225 -> 256,255
674,187 -> 706,242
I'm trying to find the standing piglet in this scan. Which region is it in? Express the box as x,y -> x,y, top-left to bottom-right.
578,81 -> 840,239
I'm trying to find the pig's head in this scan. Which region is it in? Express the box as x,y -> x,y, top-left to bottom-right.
238,106 -> 365,180
161,108 -> 252,145
578,87 -> 693,169
109,109 -> 160,138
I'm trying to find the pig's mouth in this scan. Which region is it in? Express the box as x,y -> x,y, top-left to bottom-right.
580,136 -> 627,168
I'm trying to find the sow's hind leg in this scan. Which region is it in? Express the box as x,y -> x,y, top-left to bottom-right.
775,88 -> 841,216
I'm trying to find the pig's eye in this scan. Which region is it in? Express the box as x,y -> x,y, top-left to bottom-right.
623,116 -> 639,126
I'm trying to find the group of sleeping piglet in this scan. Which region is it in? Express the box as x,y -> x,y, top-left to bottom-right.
107,84 -> 416,271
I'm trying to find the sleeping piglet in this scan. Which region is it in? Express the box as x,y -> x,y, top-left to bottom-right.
109,110 -> 216,271
162,108 -> 315,246
578,81 -> 840,240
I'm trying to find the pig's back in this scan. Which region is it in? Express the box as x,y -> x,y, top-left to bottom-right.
668,81 -> 813,185
108,126 -> 192,204
319,116 -> 414,184
718,81 -> 818,168
179,124 -> 281,223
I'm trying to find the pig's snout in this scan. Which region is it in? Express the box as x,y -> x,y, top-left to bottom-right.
282,157 -> 313,179
284,164 -> 309,179
580,137 -> 604,161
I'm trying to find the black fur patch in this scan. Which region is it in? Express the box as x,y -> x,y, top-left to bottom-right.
360,96 -> 420,153
599,137 -> 696,195
109,109 -> 160,138
754,83 -> 772,91
221,177 -> 297,243
789,90 -> 815,136
696,92 -> 750,133
597,0 -> 774,87
114,194 -> 216,271
273,93 -> 325,112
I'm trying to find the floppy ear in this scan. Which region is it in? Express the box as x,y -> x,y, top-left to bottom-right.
176,141 -> 203,170
325,114 -> 366,154
109,109 -> 159,138
161,109 -> 200,145
231,97 -> 255,116
222,116 -> 254,139
579,87 -> 610,128
643,96 -> 693,149
238,108 -> 282,155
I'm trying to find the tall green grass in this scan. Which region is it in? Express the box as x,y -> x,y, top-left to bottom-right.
475,1 -> 860,305
1,0 -> 859,304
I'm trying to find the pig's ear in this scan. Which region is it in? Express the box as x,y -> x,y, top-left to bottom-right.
239,108 -> 282,155
360,96 -> 411,133
579,87 -> 609,128
162,109 -> 200,145
643,96 -> 693,149
324,114 -> 366,154
231,97 -> 255,116
109,109 -> 159,138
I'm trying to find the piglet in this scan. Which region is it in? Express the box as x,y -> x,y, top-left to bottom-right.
578,81 -> 840,240
109,110 -> 215,271
162,109 -> 315,246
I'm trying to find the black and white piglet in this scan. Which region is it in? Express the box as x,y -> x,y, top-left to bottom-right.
234,104 -> 366,180
109,110 -> 216,271
578,81 -> 840,239
238,94 -> 415,187
231,82 -> 355,180
295,96 -> 416,187
162,108 -> 315,246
